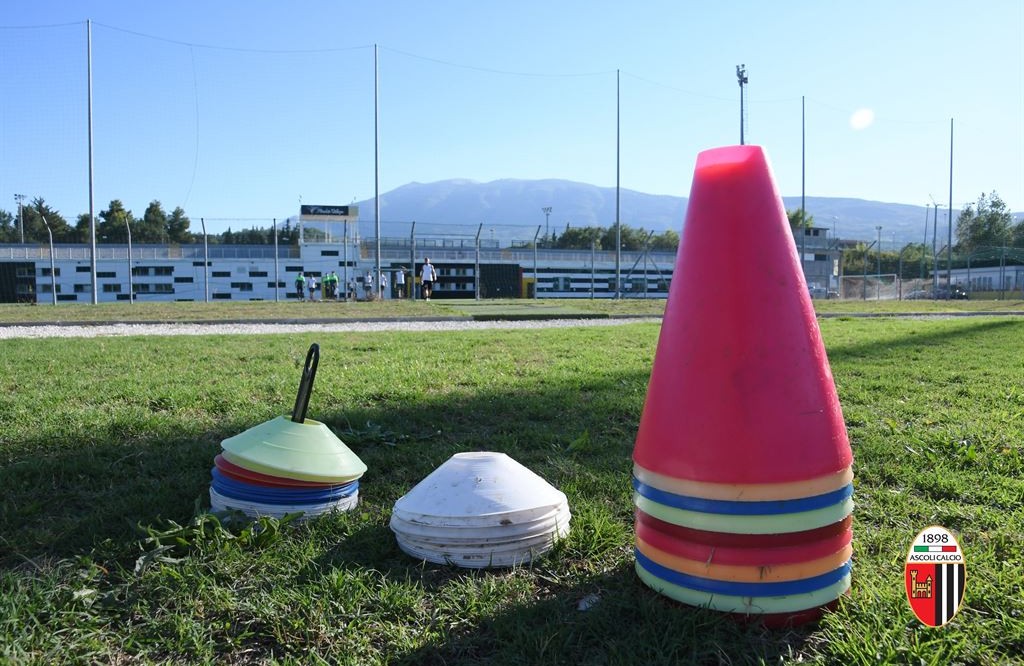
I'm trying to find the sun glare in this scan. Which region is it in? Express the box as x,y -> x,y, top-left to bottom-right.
850,108 -> 875,130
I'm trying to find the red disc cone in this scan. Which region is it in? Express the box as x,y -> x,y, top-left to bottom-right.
633,145 -> 851,485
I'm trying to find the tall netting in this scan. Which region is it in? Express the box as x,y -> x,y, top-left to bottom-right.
0,23 -> 88,231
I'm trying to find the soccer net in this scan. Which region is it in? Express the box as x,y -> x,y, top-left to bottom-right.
839,274 -> 901,300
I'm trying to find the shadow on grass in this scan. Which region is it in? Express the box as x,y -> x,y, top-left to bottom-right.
824,317 -> 1021,362
0,364 -> 645,569
386,561 -> 816,666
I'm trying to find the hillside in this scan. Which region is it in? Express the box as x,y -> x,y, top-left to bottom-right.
354,178 -> 1014,246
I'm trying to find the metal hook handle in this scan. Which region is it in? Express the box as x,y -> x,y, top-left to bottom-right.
291,343 -> 320,423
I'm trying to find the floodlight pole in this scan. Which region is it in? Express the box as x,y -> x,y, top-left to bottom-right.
615,68 -> 621,299
125,215 -> 133,303
41,216 -> 56,305
87,20 -> 97,304
533,225 -> 541,299
800,95 -> 806,273
542,207 -> 552,244
875,226 -> 882,276
947,118 -> 954,296
736,64 -> 748,145
14,194 -> 25,244
373,44 -> 382,301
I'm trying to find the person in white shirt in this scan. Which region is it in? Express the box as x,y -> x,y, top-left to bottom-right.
395,269 -> 405,299
420,258 -> 437,300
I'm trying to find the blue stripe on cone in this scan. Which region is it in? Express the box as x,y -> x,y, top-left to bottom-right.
635,548 -> 851,596
632,478 -> 853,515
211,468 -> 358,504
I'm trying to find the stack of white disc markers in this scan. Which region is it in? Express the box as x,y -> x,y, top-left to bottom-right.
390,452 -> 571,568
209,416 -> 366,520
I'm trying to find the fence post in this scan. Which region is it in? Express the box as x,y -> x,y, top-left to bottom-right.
201,217 -> 209,303
475,223 -> 482,300
410,221 -> 416,299
533,226 -> 541,299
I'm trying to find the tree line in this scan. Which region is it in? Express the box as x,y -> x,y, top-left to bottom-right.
539,223 -> 679,251
3,191 -> 1015,256
790,191 -> 1024,276
0,198 -> 680,250
0,198 -> 301,246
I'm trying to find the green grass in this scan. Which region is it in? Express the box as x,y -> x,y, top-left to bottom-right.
3,296 -> 1024,327
1,319 -> 1023,664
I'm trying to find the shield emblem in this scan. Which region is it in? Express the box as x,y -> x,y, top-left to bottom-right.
905,526 -> 966,627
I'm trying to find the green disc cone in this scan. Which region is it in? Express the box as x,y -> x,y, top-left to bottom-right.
221,416 -> 367,483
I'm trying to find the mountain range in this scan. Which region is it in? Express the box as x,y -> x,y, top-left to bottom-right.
353,178 -> 1009,248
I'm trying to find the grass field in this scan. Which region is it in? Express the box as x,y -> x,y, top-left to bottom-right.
1,313 -> 1023,664
2,296 -> 1024,326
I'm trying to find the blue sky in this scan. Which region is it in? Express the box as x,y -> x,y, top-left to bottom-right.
1,1 -> 1022,235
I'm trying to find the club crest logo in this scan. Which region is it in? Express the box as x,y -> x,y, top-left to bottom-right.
905,525 -> 966,627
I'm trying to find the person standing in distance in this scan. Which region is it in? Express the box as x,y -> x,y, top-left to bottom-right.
420,258 -> 437,301
395,268 -> 405,299
295,272 -> 306,301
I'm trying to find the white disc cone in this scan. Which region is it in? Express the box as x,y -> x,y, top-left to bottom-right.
394,519 -> 570,568
389,506 -> 571,542
390,452 -> 571,568
391,452 -> 568,527
394,515 -> 571,549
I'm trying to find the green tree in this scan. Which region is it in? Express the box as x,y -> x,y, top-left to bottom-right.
22,198 -> 73,243
74,213 -> 93,244
1012,219 -> 1024,248
139,200 -> 168,243
650,229 -> 679,251
600,224 -> 649,251
955,191 -> 1012,253
787,208 -> 814,230
277,219 -> 298,245
97,200 -> 135,243
554,225 -> 603,250
0,209 -> 16,243
166,207 -> 193,243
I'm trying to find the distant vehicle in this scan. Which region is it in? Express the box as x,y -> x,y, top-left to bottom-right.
810,286 -> 840,299
905,285 -> 968,300
935,284 -> 969,300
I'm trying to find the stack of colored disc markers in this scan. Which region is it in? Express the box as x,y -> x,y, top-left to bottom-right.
209,343 -> 367,520
631,145 -> 854,627
209,417 -> 365,519
390,452 -> 571,568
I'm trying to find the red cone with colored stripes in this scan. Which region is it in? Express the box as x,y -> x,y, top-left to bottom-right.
633,144 -> 851,486
631,145 -> 853,626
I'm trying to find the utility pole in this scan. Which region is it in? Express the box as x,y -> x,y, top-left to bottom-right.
947,118 -> 954,296
736,64 -> 748,145
930,198 -> 943,291
14,194 -> 25,244
875,226 -> 882,276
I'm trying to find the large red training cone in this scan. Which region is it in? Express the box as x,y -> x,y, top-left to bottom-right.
633,145 -> 851,485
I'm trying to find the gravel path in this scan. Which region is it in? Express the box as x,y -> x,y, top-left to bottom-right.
0,317 -> 662,340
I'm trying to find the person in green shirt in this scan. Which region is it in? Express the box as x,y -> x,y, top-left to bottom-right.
295,272 -> 306,301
